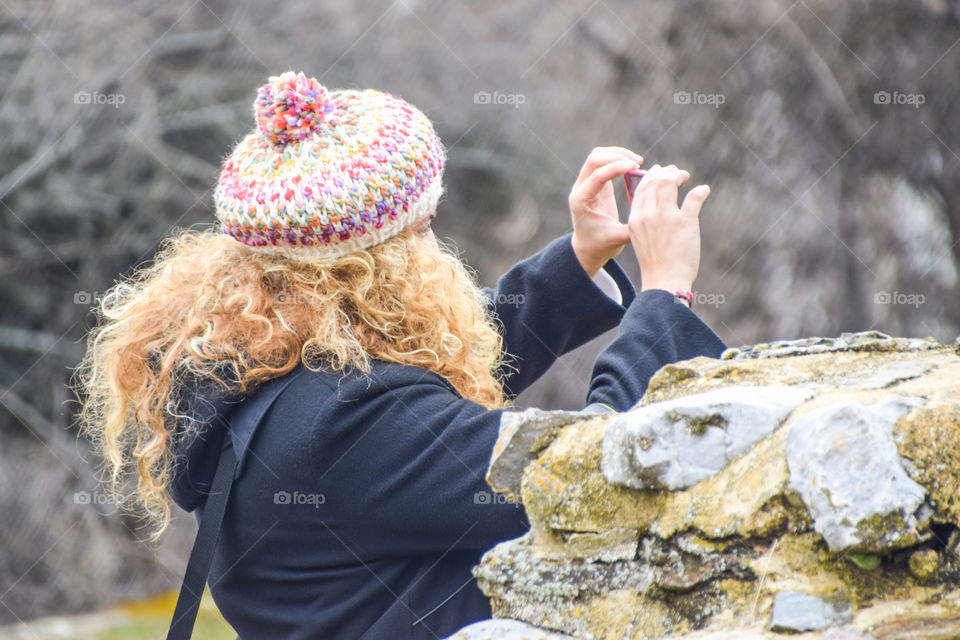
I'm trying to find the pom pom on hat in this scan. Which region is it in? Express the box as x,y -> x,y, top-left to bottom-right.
214,71 -> 446,264
255,71 -> 331,146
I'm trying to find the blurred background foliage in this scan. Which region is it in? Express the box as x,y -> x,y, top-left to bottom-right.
1,0 -> 958,630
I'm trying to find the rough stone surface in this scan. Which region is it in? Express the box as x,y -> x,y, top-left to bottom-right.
840,359 -> 933,390
487,407 -> 604,502
894,403 -> 960,528
602,386 -> 812,490
786,396 -> 929,553
463,334 -> 960,640
519,414 -> 666,535
720,331 -> 941,361
769,591 -> 853,632
443,618 -> 575,639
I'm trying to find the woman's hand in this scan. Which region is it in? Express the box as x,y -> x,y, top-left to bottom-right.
628,164 -> 710,293
569,147 -> 643,277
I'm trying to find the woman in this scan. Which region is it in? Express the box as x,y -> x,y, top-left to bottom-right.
77,71 -> 724,639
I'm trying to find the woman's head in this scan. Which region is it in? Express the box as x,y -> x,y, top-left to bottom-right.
76,73 -> 506,536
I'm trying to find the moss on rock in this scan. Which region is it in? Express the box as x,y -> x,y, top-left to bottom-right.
895,404 -> 960,528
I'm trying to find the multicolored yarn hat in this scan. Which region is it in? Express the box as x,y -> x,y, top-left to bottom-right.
214,71 -> 446,263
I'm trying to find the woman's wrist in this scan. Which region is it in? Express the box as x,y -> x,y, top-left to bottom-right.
571,235 -> 608,278
670,289 -> 694,308
639,279 -> 694,294
638,284 -> 695,308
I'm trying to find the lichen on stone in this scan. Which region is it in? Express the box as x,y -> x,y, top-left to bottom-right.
895,404 -> 960,529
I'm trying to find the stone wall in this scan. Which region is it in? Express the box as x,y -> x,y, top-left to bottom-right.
450,332 -> 960,640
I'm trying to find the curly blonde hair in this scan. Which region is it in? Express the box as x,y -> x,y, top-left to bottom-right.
75,227 -> 509,537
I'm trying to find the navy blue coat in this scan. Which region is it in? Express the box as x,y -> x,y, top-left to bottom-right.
170,235 -> 725,639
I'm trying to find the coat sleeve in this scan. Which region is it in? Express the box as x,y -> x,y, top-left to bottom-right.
587,289 -> 727,412
483,234 -> 636,397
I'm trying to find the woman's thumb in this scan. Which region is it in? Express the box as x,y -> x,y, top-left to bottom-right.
680,185 -> 711,218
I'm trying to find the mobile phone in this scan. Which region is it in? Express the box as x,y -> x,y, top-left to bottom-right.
623,170 -> 646,205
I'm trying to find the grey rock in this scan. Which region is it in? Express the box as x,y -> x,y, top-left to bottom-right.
601,386 -> 813,490
786,396 -> 929,553
728,331 -> 941,360
769,591 -> 852,632
843,359 -> 934,389
559,527 -> 639,563
443,618 -> 575,640
475,534 -> 657,601
486,407 -> 604,502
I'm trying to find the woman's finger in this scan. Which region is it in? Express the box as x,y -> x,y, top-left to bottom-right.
679,185 -> 711,219
633,164 -> 661,220
574,158 -> 639,204
574,147 -> 643,186
653,168 -> 689,211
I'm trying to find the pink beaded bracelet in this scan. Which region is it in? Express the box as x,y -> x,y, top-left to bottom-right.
671,290 -> 694,308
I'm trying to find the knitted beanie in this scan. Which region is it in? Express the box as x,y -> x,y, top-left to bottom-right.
214,71 -> 446,263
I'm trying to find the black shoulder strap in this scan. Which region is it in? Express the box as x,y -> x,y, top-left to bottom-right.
166,439 -> 237,640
